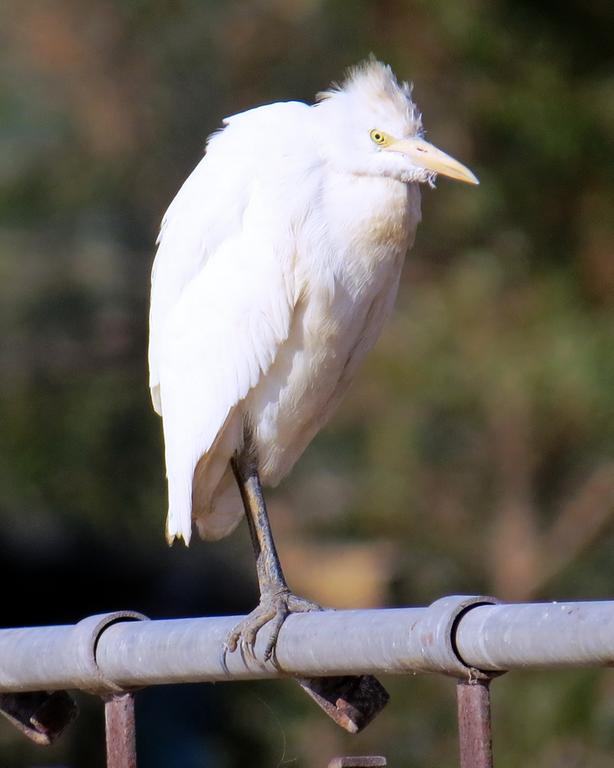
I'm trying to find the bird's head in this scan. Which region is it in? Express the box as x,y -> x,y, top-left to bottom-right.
315,58 -> 478,186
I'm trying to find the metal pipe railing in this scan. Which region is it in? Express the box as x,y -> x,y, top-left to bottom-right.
455,600 -> 614,670
2,596 -> 614,694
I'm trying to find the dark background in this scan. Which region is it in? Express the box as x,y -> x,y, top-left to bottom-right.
1,1 -> 614,766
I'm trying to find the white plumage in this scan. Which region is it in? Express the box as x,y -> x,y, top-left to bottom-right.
149,60 -> 477,546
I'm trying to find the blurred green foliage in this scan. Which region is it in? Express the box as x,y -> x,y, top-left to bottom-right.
1,0 -> 614,766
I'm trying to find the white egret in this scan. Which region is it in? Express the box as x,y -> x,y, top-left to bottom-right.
149,59 -> 477,661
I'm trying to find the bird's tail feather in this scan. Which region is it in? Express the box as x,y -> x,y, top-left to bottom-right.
165,476 -> 193,545
165,411 -> 244,545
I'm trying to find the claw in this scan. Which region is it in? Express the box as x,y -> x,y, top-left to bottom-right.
263,606 -> 288,663
220,644 -> 230,673
225,590 -> 321,663
243,623 -> 259,649
245,638 -> 257,660
225,627 -> 239,654
238,638 -> 251,666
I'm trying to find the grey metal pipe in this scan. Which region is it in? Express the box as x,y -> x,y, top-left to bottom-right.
2,597 -> 614,694
0,612 -> 147,694
0,610 -> 411,692
455,601 -> 614,671
97,601 -> 479,687
98,610 -> 420,686
0,597 -> 488,692
92,596 -> 497,687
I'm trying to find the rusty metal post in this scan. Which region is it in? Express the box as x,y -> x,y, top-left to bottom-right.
456,679 -> 493,768
104,693 -> 137,768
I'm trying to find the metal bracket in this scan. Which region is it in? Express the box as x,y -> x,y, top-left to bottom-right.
0,610 -> 148,746
0,690 -> 78,745
73,611 -> 149,695
418,595 -> 501,679
296,673 -> 389,733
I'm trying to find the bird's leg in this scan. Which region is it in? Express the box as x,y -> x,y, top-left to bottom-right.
226,438 -> 320,662
225,432 -> 390,733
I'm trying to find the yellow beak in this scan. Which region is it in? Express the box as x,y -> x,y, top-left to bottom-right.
386,137 -> 479,185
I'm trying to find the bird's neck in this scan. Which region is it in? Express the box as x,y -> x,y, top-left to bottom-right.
324,172 -> 420,259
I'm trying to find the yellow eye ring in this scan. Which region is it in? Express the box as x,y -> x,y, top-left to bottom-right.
370,129 -> 387,146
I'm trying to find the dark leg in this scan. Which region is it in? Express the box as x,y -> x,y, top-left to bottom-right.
231,444 -> 289,598
226,431 -> 390,734
226,438 -> 319,661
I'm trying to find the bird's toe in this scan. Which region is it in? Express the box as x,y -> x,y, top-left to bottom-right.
287,594 -> 322,613
225,589 -> 319,663
263,605 -> 289,663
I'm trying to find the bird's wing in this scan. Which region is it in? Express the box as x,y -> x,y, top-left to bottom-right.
148,125 -> 249,415
148,101 -> 318,542
158,223 -> 296,543
148,100 -> 312,414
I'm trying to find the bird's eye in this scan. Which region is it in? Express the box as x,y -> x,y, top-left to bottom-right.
370,129 -> 388,146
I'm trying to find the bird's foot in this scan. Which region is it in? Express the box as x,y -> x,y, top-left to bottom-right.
225,587 -> 321,664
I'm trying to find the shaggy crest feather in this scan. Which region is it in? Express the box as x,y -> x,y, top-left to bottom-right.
317,56 -> 423,137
